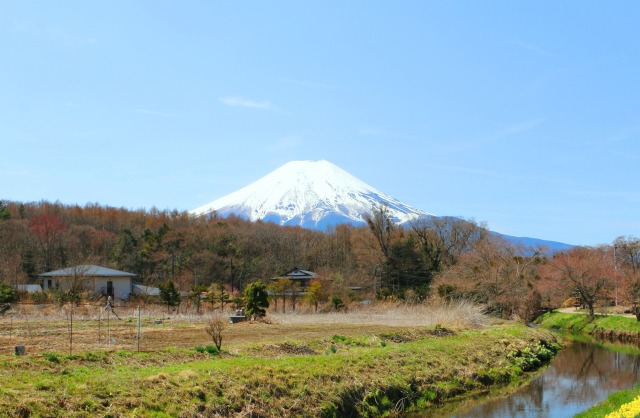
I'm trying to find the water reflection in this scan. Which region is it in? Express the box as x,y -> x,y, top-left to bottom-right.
439,341 -> 640,418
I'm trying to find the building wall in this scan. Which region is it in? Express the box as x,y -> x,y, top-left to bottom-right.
94,278 -> 131,300
42,277 -> 131,300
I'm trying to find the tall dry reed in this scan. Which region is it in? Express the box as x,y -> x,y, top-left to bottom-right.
271,300 -> 488,329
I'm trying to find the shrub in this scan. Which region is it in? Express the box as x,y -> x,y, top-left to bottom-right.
0,283 -> 18,303
205,316 -> 227,350
30,291 -> 48,304
46,353 -> 60,363
330,295 -> 345,311
194,345 -> 220,356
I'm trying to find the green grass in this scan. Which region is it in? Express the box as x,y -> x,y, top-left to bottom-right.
537,311 -> 640,333
0,324 -> 561,417
575,385 -> 640,418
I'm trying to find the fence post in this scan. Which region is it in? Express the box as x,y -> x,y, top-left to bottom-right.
137,306 -> 141,352
107,308 -> 110,347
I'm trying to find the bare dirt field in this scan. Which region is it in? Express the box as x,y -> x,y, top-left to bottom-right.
0,301 -> 487,356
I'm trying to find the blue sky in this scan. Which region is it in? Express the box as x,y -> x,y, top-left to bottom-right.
1,1 -> 639,246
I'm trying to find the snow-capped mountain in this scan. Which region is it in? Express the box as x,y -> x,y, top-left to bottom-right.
190,160 -> 431,229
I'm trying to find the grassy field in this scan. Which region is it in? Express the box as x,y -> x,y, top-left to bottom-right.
0,303 -> 561,417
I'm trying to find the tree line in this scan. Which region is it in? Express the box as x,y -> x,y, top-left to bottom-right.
0,200 -> 638,320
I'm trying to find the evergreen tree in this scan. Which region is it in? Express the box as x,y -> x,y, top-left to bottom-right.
159,280 -> 181,313
243,281 -> 269,319
0,201 -> 10,221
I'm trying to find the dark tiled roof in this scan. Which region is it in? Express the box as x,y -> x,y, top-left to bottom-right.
284,267 -> 317,278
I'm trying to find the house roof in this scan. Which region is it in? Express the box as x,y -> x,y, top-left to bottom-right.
284,267 -> 317,278
271,267 -> 318,281
38,265 -> 137,278
132,284 -> 160,296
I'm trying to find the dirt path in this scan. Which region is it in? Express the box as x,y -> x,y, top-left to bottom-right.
556,306 -> 636,318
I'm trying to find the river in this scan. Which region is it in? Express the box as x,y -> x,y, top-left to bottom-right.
426,339 -> 640,417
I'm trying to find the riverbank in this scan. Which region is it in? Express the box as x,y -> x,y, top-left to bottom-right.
537,311 -> 640,344
0,323 -> 560,417
537,311 -> 640,418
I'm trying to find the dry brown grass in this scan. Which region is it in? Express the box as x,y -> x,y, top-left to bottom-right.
0,300 -> 488,355
271,299 -> 489,329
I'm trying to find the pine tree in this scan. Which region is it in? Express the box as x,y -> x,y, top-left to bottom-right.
243,281 -> 269,320
159,280 -> 181,313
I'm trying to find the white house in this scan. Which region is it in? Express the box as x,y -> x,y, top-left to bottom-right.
38,265 -> 137,300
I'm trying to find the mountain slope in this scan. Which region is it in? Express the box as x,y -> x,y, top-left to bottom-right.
191,160 -> 573,252
190,160 -> 431,229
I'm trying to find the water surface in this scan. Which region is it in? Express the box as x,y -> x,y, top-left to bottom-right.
428,340 -> 640,417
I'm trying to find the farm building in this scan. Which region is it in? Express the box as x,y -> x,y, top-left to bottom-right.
37,265 -> 137,300
271,267 -> 318,288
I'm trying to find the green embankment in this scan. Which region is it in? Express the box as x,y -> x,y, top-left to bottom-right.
574,386 -> 640,418
0,325 -> 560,417
537,311 -> 640,344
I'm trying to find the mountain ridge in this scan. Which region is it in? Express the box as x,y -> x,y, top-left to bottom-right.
191,160 -> 573,252
191,160 -> 431,228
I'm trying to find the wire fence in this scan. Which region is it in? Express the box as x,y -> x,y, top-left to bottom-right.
0,302 -> 222,356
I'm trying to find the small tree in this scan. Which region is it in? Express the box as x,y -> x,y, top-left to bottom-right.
304,279 -> 325,313
289,281 -> 301,312
243,281 -> 269,320
189,285 -> 208,314
208,283 -> 230,312
271,278 -> 291,313
330,295 -> 345,311
159,280 -> 181,313
205,315 -> 227,350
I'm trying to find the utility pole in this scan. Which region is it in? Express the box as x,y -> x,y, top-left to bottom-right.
614,245 -> 619,306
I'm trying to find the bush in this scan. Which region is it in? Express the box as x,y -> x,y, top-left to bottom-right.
0,283 -> 18,303
30,291 -> 48,304
330,295 -> 345,311
46,353 -> 60,363
194,345 -> 220,356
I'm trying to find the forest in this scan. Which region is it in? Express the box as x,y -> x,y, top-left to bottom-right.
0,199 -> 638,321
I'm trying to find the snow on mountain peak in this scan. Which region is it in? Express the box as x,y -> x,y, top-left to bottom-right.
190,160 -> 432,229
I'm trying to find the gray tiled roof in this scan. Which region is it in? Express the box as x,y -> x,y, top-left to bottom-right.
38,265 -> 137,278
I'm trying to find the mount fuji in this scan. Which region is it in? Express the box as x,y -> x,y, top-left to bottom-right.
190,160 -> 430,229
191,160 -> 573,252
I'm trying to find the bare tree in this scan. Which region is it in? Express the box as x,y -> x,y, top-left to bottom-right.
205,315 -> 227,350
434,237 -> 545,321
614,236 -> 640,274
410,216 -> 488,272
543,246 -> 614,318
614,236 -> 640,319
365,204 -> 394,261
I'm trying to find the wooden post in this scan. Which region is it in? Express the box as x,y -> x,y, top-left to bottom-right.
137,306 -> 141,352
107,308 -> 110,346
